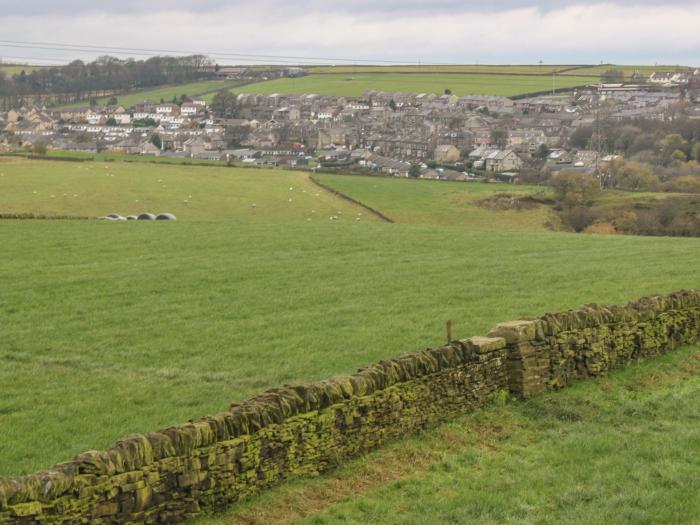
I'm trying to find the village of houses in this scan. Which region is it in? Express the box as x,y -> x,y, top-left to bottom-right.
1,68 -> 699,182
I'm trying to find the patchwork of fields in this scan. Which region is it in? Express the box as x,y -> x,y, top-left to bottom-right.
1,158 -> 700,482
230,73 -> 596,98
40,64 -> 691,108
306,64 -> 689,76
219,63 -> 687,98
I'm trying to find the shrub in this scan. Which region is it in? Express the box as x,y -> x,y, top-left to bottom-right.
550,171 -> 600,207
662,176 -> 700,193
561,206 -> 594,232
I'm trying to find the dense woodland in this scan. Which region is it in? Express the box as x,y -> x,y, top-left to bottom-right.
0,55 -> 215,109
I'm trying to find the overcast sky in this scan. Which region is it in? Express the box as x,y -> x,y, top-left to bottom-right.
1,1 -> 698,66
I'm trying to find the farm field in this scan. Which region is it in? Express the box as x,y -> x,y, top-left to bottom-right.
306,64 -> 688,76
0,158 -> 364,221
315,173 -> 553,229
231,73 -> 597,98
53,79 -> 245,110
307,65 -> 581,74
200,343 -> 700,525
0,64 -> 47,76
41,149 -> 227,166
565,64 -> 693,78
2,159 -> 700,478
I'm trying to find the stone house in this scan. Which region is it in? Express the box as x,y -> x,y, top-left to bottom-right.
434,144 -> 461,163
484,149 -> 523,173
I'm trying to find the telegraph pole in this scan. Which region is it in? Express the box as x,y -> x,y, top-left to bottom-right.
595,91 -> 606,189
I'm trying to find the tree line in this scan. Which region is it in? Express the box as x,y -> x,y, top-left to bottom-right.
0,55 -> 215,109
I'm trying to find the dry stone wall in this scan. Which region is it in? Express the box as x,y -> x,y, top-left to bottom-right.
489,290 -> 700,397
1,290 -> 699,524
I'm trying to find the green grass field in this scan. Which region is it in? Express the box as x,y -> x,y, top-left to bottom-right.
2,159 -> 700,479
565,64 -> 693,78
306,64 -> 690,77
42,149 -> 227,166
0,64 -> 47,76
231,73 -> 596,97
307,65 -> 578,74
0,158 -> 365,221
53,79 -> 245,110
199,344 -> 700,525
315,173 -> 553,229
230,64 -> 693,97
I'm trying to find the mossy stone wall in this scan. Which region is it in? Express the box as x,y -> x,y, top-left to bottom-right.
1,290 -> 699,524
489,290 -> 700,398
0,337 -> 507,524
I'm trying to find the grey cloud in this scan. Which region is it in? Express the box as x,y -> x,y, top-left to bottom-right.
0,2 -> 698,66
1,0 -> 697,16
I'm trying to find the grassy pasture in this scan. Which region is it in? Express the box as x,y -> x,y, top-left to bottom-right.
2,220 -> 699,476
565,64 -> 693,78
230,73 -> 596,98
0,158 -> 366,221
1,159 -> 699,490
315,173 -> 553,229
53,79 -> 244,110
0,64 -> 47,76
42,149 -> 227,166
307,65 -> 578,74
306,64 -> 692,78
200,344 -> 700,525
1,161 -> 700,477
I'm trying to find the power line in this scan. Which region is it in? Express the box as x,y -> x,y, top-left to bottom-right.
0,39 -> 430,65
0,54 -> 70,65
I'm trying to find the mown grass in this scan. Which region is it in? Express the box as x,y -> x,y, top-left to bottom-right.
2,216 -> 699,476
315,173 -> 553,229
53,79 -> 244,110
0,158 -> 366,220
232,73 -> 596,97
198,344 -> 700,525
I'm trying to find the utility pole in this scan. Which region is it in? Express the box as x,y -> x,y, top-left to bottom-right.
595,91 -> 606,189
552,71 -> 556,96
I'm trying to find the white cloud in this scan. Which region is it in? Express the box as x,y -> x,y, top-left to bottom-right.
1,3 -> 699,65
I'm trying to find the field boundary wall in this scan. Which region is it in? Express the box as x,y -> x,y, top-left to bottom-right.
2,290 -> 699,524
